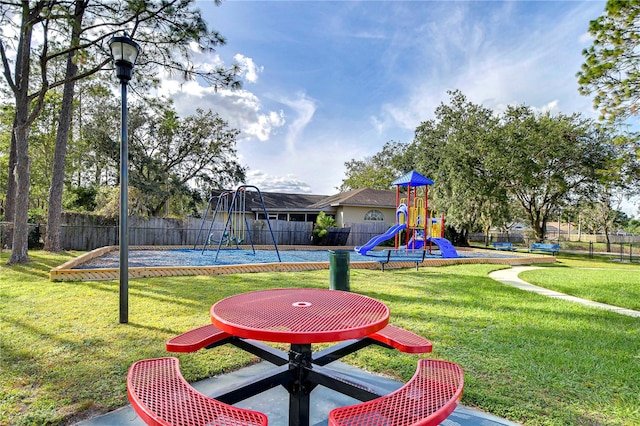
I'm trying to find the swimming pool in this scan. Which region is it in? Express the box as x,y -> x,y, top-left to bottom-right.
49,245 -> 555,281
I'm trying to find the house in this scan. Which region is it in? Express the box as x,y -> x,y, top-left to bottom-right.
208,188 -> 397,227
308,188 -> 397,227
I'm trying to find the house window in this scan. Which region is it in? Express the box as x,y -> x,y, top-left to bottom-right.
364,209 -> 384,221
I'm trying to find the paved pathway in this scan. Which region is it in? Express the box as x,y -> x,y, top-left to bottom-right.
488,266 -> 640,318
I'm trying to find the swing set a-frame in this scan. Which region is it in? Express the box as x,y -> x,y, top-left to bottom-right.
194,185 -> 281,263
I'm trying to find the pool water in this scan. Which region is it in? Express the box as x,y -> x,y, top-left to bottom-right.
74,248 -> 511,269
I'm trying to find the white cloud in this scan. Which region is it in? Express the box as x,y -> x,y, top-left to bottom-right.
369,115 -> 385,135
157,77 -> 216,98
540,100 -> 560,114
376,2 -> 601,132
183,48 -> 226,74
152,49 -> 325,192
277,93 -> 316,152
238,128 -> 369,195
244,110 -> 286,142
234,53 -> 263,83
154,54 -> 325,193
156,53 -> 286,142
166,85 -> 287,140
244,170 -> 313,194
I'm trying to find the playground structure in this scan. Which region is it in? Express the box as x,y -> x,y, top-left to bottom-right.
355,170 -> 458,258
194,185 -> 281,263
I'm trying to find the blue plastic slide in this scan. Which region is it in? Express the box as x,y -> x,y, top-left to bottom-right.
405,237 -> 425,250
427,237 -> 458,258
355,224 -> 406,255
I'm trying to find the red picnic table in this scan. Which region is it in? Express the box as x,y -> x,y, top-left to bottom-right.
211,287 -> 390,343
210,288 -> 390,426
127,288 -> 463,426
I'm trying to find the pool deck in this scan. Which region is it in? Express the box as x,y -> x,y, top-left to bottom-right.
50,245 -> 556,281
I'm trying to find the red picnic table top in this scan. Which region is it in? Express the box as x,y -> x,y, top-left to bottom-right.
210,288 -> 390,344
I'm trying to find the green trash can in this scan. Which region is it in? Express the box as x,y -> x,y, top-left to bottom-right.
329,250 -> 350,291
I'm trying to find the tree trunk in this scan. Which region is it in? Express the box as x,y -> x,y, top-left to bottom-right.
44,1 -> 85,252
533,225 -> 545,242
45,73 -> 77,252
9,125 -> 31,264
3,124 -> 17,249
538,218 -> 548,243
604,226 -> 611,253
7,2 -> 46,264
530,211 -> 546,242
445,226 -> 469,246
484,225 -> 491,246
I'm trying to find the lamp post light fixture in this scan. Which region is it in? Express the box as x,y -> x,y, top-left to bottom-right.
108,34 -> 140,324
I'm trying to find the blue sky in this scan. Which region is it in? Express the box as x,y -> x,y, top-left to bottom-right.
159,1 -> 611,197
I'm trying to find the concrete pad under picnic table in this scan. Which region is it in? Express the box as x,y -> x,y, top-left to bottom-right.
75,361 -> 521,426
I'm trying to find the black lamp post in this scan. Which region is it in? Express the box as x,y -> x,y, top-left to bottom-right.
108,34 -> 140,324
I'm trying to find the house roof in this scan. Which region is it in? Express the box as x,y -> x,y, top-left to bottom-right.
309,188 -> 396,208
208,187 -> 396,212
256,192 -> 328,210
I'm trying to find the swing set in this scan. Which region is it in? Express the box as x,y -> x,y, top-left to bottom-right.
194,185 -> 281,263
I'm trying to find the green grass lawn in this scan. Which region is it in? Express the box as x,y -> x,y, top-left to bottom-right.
1,250 -> 638,426
521,257 -> 640,310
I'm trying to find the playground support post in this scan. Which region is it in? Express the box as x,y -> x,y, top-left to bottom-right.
394,185 -> 400,249
213,185 -> 281,263
196,191 -> 232,252
193,195 -> 215,250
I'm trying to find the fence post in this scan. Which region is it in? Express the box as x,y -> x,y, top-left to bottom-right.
589,241 -> 593,259
620,243 -> 624,262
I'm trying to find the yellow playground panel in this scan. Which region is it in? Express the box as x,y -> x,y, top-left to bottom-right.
429,215 -> 444,238
400,197 -> 444,238
399,197 -> 429,228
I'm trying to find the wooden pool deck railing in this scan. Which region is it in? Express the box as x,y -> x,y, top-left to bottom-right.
49,245 -> 556,282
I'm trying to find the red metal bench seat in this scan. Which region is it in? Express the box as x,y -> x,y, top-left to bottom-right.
167,323 -> 432,354
127,357 -> 268,426
328,359 -> 464,426
165,324 -> 231,353
369,324 -> 433,353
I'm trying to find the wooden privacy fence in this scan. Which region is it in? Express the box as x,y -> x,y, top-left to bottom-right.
345,222 -> 391,247
57,214 -> 396,251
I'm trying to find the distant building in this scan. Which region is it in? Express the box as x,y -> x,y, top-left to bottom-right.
208,188 -> 397,227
